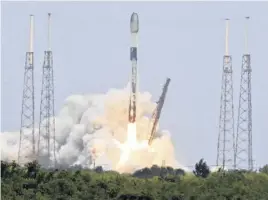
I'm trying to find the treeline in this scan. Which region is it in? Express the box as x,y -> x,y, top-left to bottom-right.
1,159 -> 268,200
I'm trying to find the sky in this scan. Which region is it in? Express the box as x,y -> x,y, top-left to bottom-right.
1,1 -> 268,169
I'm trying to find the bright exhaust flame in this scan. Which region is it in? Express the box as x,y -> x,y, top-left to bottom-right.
115,122 -> 149,170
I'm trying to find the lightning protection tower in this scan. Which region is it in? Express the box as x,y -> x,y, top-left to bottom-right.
216,19 -> 235,170
37,13 -> 56,167
235,17 -> 253,170
18,15 -> 36,165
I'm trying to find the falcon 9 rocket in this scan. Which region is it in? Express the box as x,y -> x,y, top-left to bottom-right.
128,12 -> 139,123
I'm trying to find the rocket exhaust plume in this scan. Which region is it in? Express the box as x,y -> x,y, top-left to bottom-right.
1,88 -> 186,172
1,88 -> 187,172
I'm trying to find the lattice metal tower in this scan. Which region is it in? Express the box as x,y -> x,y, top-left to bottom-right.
37,13 -> 56,167
148,78 -> 171,146
216,19 -> 235,169
18,15 -> 36,164
235,17 -> 253,170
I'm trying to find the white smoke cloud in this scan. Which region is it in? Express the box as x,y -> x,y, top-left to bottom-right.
1,87 -> 186,173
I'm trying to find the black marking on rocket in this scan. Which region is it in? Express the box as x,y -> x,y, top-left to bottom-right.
130,47 -> 137,60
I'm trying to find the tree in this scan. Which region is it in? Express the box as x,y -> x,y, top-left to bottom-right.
1,160 -> 268,199
175,169 -> 185,176
25,160 -> 40,178
150,165 -> 161,176
259,165 -> 268,174
95,166 -> 104,173
1,160 -> 8,178
193,158 -> 210,178
133,167 -> 153,178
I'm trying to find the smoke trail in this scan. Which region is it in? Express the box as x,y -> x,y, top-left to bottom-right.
1,87 -> 185,173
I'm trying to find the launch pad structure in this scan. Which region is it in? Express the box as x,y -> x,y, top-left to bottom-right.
148,78 -> 171,145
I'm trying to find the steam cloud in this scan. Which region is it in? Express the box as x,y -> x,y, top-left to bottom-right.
1,86 -> 184,173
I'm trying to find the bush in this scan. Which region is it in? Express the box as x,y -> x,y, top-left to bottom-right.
1,160 -> 268,200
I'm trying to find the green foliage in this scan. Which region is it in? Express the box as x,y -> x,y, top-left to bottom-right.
259,164 -> 268,174
193,158 -> 210,178
1,161 -> 268,200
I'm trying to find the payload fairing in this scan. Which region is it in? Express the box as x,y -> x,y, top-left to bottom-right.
128,13 -> 139,123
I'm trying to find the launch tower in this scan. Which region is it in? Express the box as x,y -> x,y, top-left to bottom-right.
216,19 -> 235,169
235,17 -> 253,170
18,15 -> 36,164
37,13 -> 57,167
148,78 -> 171,145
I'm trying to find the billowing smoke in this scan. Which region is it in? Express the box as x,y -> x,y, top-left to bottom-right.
1,87 -> 185,173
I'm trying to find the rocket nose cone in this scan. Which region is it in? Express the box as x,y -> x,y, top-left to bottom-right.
130,12 -> 139,33
131,12 -> 139,22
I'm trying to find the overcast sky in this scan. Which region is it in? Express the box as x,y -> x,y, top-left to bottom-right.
1,1 -> 268,168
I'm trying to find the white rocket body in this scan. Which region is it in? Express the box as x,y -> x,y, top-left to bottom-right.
128,13 -> 139,124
